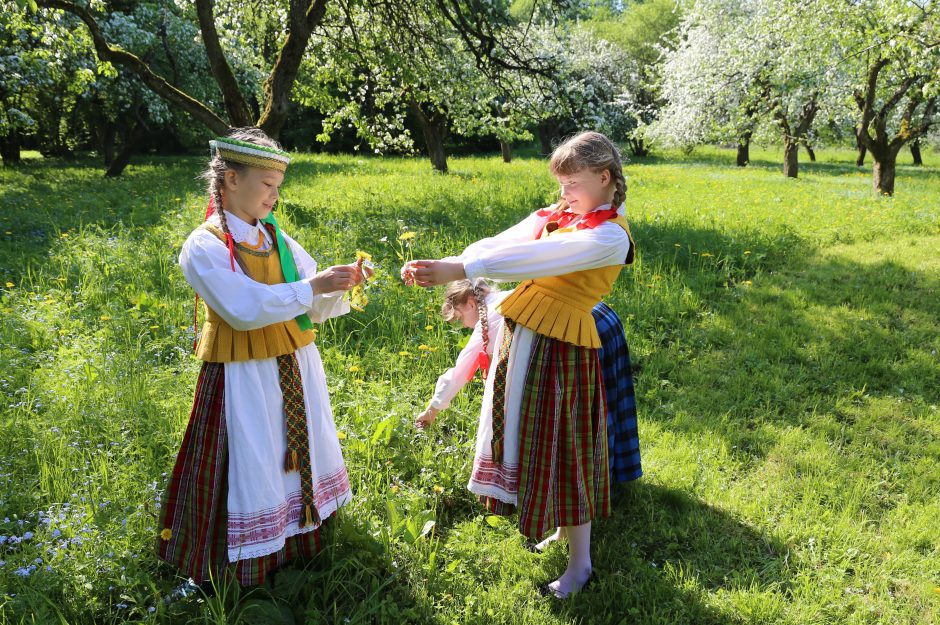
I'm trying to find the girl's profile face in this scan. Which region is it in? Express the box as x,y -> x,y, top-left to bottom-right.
555,168 -> 613,215
223,166 -> 284,223
455,299 -> 479,329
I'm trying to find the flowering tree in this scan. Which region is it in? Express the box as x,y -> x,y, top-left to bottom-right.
31,0 -> 330,144
840,0 -> 939,195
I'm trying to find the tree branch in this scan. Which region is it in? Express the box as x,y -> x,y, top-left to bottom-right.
36,0 -> 230,135
194,0 -> 253,126
257,0 -> 330,136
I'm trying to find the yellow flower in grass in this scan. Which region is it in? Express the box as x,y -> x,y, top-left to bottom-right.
4,282 -> 13,288
100,315 -> 111,321
432,485 -> 444,494
425,325 -> 434,331
336,431 -> 347,440
160,528 -> 173,541
418,344 -> 430,350
398,231 -> 416,241
348,365 -> 360,372
399,350 -> 412,357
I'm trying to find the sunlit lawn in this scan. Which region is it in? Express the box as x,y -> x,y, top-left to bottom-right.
0,144 -> 937,624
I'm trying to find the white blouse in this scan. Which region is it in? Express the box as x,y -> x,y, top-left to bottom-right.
179,210 -> 349,330
429,291 -> 510,411
456,203 -> 630,283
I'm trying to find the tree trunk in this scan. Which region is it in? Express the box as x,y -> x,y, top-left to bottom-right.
910,140 -> 923,166
629,137 -> 649,157
409,100 -> 448,173
872,155 -> 897,196
0,133 -> 21,165
856,143 -> 866,167
99,123 -> 117,166
804,143 -> 816,162
537,119 -> 561,156
783,139 -> 799,178
500,140 -> 512,163
736,136 -> 750,167
105,121 -> 146,178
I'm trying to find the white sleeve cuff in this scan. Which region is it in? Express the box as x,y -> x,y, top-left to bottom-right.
288,280 -> 314,308
463,258 -> 486,281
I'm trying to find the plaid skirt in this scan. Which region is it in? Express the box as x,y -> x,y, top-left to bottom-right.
481,331 -> 610,538
156,362 -> 321,586
593,302 -> 642,483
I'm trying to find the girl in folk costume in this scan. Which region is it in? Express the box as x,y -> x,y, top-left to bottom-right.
402,131 -> 636,598
415,284 -> 643,504
157,128 -> 368,586
414,278 -> 508,429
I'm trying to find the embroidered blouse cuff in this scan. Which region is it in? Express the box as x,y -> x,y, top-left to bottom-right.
288,280 -> 314,308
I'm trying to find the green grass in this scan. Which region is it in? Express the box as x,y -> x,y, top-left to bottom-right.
0,144 -> 937,624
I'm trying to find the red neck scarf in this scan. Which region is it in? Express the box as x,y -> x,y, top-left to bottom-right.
534,203 -> 619,239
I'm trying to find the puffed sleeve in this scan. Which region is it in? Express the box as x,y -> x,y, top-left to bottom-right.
428,323 -> 486,411
180,229 -> 318,331
280,232 -> 351,322
461,221 -> 630,283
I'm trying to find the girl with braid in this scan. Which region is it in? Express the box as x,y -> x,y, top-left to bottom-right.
157,128 -> 369,587
402,131 -> 636,599
414,278 -> 508,429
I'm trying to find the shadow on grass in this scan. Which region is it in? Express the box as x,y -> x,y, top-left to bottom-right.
624,220 -> 939,470
543,482 -> 790,624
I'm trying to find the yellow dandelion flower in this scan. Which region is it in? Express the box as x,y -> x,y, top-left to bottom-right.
399,350 -> 412,357
348,365 -> 360,372
160,528 -> 173,541
336,431 -> 347,440
390,484 -> 400,493
4,282 -> 12,288
744,250 -> 752,255
425,325 -> 434,331
100,315 -> 111,321
742,280 -> 753,286
418,344 -> 430,350
433,485 -> 444,494
355,250 -> 372,261
398,231 -> 416,241
429,347 -> 439,352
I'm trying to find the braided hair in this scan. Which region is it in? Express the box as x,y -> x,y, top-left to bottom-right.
442,278 -> 496,352
548,131 -> 627,209
200,127 -> 284,263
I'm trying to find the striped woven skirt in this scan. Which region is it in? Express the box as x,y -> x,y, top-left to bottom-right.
592,302 -> 642,483
474,327 -> 611,539
156,362 -> 321,586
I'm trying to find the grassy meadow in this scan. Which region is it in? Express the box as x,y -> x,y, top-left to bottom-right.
0,145 -> 938,624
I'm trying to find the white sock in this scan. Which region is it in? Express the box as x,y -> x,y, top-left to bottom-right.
547,522 -> 593,598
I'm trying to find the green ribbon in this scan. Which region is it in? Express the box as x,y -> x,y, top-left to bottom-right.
260,211 -> 314,332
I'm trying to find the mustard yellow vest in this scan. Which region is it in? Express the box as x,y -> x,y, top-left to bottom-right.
497,215 -> 635,349
195,223 -> 317,362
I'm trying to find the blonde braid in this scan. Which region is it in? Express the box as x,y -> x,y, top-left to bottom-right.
611,166 -> 627,210
471,283 -> 490,354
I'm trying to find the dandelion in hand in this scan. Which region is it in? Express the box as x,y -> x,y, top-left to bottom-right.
347,251 -> 376,312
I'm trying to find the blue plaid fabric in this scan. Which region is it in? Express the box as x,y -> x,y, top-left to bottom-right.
593,302 -> 642,483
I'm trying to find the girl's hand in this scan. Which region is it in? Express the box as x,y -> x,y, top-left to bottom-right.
400,260 -> 418,286
309,265 -> 361,294
408,260 -> 467,287
355,256 -> 375,282
415,407 -> 439,429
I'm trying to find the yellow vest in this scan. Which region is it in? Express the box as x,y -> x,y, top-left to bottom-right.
195,223 -> 317,362
497,215 -> 635,349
